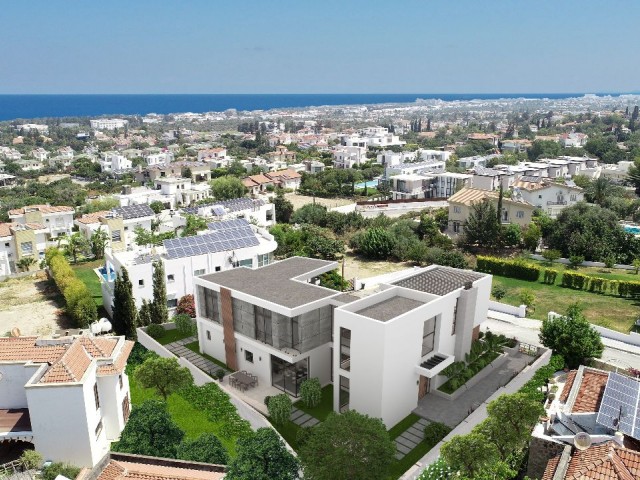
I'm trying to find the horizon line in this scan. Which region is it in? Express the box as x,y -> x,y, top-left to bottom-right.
0,91 -> 638,96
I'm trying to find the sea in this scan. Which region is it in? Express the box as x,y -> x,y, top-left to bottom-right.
0,93 -> 629,121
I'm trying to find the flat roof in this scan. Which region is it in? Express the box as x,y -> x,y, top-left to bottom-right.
200,257 -> 337,309
393,266 -> 485,296
0,408 -> 31,433
354,296 -> 426,322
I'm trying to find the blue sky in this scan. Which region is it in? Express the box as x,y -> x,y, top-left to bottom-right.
1,0 -> 638,94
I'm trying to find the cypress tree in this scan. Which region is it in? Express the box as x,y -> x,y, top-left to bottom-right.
496,184 -> 504,225
151,260 -> 169,325
138,299 -> 152,327
112,268 -> 138,340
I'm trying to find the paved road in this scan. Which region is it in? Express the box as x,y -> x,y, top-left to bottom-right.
484,315 -> 640,369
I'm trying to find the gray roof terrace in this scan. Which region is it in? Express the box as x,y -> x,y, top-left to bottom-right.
392,266 -> 486,296
199,257 -> 338,309
354,295 -> 426,322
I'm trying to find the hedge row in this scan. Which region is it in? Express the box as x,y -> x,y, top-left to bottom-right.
561,271 -> 640,297
47,249 -> 97,327
542,269 -> 558,285
476,256 -> 541,282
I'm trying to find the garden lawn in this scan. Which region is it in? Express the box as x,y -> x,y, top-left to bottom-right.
156,329 -> 195,345
128,371 -> 237,457
491,275 -> 638,332
71,260 -> 103,308
529,259 -> 640,282
294,385 -> 334,421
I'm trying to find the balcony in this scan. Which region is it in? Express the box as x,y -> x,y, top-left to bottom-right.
415,353 -> 454,378
340,358 -> 350,371
547,201 -> 567,206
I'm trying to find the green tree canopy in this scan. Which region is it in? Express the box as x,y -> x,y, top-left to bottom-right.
272,189 -> 293,223
539,303 -> 604,368
177,433 -> 229,465
150,260 -> 169,324
299,410 -> 395,480
210,175 -> 246,200
112,399 -> 184,458
226,427 -> 299,480
440,432 -> 501,478
461,200 -> 501,249
112,267 -> 138,340
134,356 -> 194,400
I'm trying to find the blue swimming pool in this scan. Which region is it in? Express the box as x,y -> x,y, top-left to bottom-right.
623,225 -> 640,235
355,180 -> 379,189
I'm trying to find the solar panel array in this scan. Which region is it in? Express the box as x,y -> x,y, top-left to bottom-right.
114,204 -> 155,220
164,218 -> 259,259
596,372 -> 640,440
183,197 -> 265,216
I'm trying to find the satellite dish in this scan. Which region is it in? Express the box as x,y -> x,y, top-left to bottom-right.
574,432 -> 592,451
10,327 -> 21,337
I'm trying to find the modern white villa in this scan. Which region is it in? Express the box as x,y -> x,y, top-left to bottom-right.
193,257 -> 491,427
0,334 -> 133,467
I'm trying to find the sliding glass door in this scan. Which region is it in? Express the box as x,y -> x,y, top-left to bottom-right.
271,355 -> 308,397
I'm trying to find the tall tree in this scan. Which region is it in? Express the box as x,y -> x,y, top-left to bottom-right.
134,357 -> 193,400
539,303 -> 604,368
112,267 -> 138,339
496,184 -> 504,224
462,200 -> 502,249
299,411 -> 395,480
150,260 -> 168,324
272,189 -> 293,223
210,175 -> 247,200
65,232 -> 90,263
441,432 -> 501,478
138,299 -> 152,326
226,428 -> 299,480
112,400 -> 184,458
177,433 -> 229,465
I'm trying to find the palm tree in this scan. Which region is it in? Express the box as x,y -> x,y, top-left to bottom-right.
65,232 -> 90,264
90,227 -> 109,260
587,177 -> 611,206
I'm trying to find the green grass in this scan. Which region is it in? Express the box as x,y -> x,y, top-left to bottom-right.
128,371 -> 237,457
530,258 -> 640,282
492,274 -> 639,332
71,259 -> 103,308
156,329 -> 195,345
438,352 -> 500,394
295,385 -> 334,421
184,341 -> 232,371
387,413 -> 421,439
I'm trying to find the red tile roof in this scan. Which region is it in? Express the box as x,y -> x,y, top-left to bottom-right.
543,442 -> 640,480
561,368 -> 609,413
76,211 -> 111,225
8,205 -> 74,216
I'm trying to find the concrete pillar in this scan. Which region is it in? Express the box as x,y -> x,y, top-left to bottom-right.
454,285 -> 479,361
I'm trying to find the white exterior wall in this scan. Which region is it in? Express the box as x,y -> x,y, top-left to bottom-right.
26,366 -> 109,467
517,186 -> 584,218
97,371 -> 130,440
0,235 -> 16,275
0,363 -> 40,408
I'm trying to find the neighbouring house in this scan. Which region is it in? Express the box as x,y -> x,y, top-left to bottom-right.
0,173 -> 17,188
9,204 -> 75,240
511,176 -> 584,218
57,146 -> 75,160
501,139 -> 531,153
197,148 -> 228,163
17,124 -> 49,135
153,177 -> 211,207
467,133 -> 499,145
100,152 -> 132,172
266,145 -> 297,163
182,197 -> 275,226
601,160 -> 634,183
90,118 -> 128,131
144,151 -> 174,167
242,168 -> 301,194
31,148 -> 49,162
0,334 -> 134,467
376,150 -> 416,167
471,166 -> 515,191
77,452 -> 226,480
302,160 -> 325,174
447,187 -> 535,235
74,204 -> 156,252
333,146 -> 368,169
0,223 -> 47,276
458,154 -> 502,170
560,132 -> 588,148
527,366 -> 640,479
341,127 -> 406,148
134,164 -> 183,184
193,257 -> 491,428
15,159 -> 43,171
101,218 -> 277,315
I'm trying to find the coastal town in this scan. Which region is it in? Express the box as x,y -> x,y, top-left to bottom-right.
1,93 -> 640,480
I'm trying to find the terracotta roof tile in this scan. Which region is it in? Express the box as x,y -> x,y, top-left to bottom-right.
571,369 -> 609,413
41,340 -> 92,383
8,205 -> 74,216
95,460 -> 225,480
565,441 -> 640,480
79,337 -> 118,358
76,211 -> 111,225
561,370 -> 578,402
0,337 -> 67,363
542,453 -> 561,480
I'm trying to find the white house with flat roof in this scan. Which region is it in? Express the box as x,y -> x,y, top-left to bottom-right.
101,218 -> 277,315
0,334 -> 133,467
90,119 -> 128,131
193,257 -> 491,428
9,204 -> 75,241
182,197 -> 275,227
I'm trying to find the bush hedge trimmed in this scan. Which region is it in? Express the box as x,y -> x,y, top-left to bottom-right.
561,271 -> 640,297
543,269 -> 558,285
476,256 -> 540,282
47,249 -> 97,327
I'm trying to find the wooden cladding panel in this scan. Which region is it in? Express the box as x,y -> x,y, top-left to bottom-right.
220,287 -> 238,371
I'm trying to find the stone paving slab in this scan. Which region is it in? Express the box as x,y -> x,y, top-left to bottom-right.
416,418 -> 429,427
395,451 -> 405,460
408,426 -> 425,438
396,435 -> 418,449
290,409 -> 305,421
294,413 -> 312,426
395,442 -> 413,454
401,431 -> 422,444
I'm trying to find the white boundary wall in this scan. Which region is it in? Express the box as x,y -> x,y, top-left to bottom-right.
489,300 -> 526,318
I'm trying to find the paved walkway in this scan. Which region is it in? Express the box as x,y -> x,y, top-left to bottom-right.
164,336 -> 227,376
394,417 -> 429,460
413,350 -> 533,427
289,407 -> 320,428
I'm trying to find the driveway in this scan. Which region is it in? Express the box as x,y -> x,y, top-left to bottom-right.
413,349 -> 534,427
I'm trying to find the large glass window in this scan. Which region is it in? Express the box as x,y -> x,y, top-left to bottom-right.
340,327 -> 351,371
422,316 -> 436,357
271,356 -> 308,397
255,306 -> 273,346
197,286 -> 220,323
339,375 -> 350,413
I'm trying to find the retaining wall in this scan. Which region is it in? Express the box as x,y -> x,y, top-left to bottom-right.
489,300 -> 526,318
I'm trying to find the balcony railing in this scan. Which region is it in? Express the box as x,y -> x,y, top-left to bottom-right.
547,201 -> 567,206
340,358 -> 350,371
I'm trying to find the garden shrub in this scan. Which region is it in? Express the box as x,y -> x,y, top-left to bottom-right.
491,285 -> 507,300
268,394 -> 292,426
174,313 -> 196,335
476,256 -> 540,281
146,323 -> 165,339
299,377 -> 322,408
543,269 -> 558,285
424,422 -> 452,446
